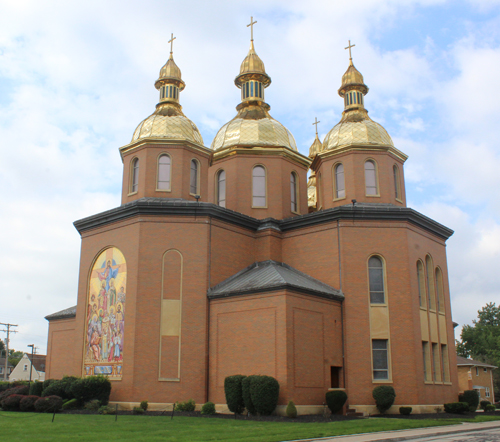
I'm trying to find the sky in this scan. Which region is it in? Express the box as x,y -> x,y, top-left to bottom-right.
1,0 -> 500,355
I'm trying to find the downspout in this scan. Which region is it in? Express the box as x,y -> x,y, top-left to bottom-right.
205,217 -> 212,403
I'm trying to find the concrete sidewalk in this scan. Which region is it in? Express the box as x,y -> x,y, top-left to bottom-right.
286,419 -> 500,442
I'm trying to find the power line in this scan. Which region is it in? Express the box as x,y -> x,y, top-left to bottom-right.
0,323 -> 18,381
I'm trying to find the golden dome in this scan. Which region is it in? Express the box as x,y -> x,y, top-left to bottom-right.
132,99 -> 203,146
309,134 -> 322,158
155,55 -> 185,91
211,104 -> 297,151
239,41 -> 266,76
322,109 -> 393,151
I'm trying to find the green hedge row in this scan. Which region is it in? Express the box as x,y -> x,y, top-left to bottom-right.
224,375 -> 279,416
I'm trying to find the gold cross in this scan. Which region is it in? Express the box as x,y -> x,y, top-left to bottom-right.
345,40 -> 355,60
312,117 -> 320,136
168,33 -> 176,55
247,16 -> 257,41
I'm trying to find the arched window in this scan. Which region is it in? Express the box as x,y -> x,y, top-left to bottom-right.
368,256 -> 385,304
130,158 -> 139,193
217,170 -> 226,208
364,160 -> 378,196
252,166 -> 266,207
157,154 -> 171,191
334,163 -> 345,199
435,267 -> 445,313
190,159 -> 199,195
393,165 -> 401,200
417,260 -> 426,308
290,172 -> 298,212
425,255 -> 436,310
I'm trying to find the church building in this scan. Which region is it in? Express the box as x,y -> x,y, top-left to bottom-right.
45,25 -> 459,415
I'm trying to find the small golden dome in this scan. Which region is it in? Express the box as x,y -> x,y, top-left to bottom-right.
339,60 -> 368,97
132,104 -> 203,145
309,134 -> 322,158
155,55 -> 185,90
239,41 -> 266,76
322,109 -> 393,151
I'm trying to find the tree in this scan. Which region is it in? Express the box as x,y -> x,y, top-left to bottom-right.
0,339 -> 5,358
456,302 -> 500,398
8,350 -> 24,368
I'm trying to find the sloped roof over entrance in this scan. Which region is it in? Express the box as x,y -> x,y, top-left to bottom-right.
208,260 -> 343,301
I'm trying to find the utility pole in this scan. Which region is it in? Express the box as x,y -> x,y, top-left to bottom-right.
27,344 -> 35,386
0,323 -> 18,381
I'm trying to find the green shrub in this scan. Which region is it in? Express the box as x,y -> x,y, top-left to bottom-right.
70,376 -> 111,405
201,401 -> 216,415
35,395 -> 63,413
444,402 -> 469,414
496,402 -> 500,409
62,398 -> 80,410
99,405 -> 116,415
175,399 -> 195,412
42,379 -> 55,393
0,381 -> 11,393
29,381 -> 44,397
460,390 -> 479,411
1,394 -> 24,411
140,400 -> 148,411
325,390 -> 347,414
84,399 -> 101,411
133,406 -> 144,414
399,406 -> 412,415
42,380 -> 66,398
250,375 -> 280,416
19,395 -> 40,412
480,400 -> 491,410
224,375 -> 246,414
485,404 -> 496,412
286,400 -> 297,418
241,376 -> 257,415
373,386 -> 396,414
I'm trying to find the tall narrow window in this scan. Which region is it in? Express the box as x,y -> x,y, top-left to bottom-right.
422,342 -> 430,381
365,160 -> 378,195
217,170 -> 226,208
368,256 -> 385,304
441,344 -> 450,382
435,267 -> 445,313
417,260 -> 426,308
131,158 -> 139,193
372,339 -> 389,380
290,172 -> 298,212
334,163 -> 345,199
426,255 -> 436,310
157,154 -> 171,190
190,159 -> 199,195
317,172 -> 322,209
252,166 -> 266,207
432,343 -> 441,381
393,165 -> 401,200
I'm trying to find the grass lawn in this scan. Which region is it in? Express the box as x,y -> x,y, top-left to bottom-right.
1,413 -> 499,442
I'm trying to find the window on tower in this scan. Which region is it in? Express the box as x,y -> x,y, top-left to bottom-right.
157,154 -> 171,191
417,260 -> 426,308
368,256 -> 385,304
130,158 -> 139,194
290,172 -> 298,213
252,166 -> 266,207
217,170 -> 226,208
425,255 -> 436,310
334,163 -> 345,199
190,159 -> 200,195
393,165 -> 401,200
435,267 -> 445,314
364,160 -> 378,196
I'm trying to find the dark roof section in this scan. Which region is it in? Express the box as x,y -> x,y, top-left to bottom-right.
26,354 -> 47,372
73,198 -> 453,240
45,305 -> 77,321
0,358 -> 14,368
207,260 -> 343,301
456,356 -> 497,369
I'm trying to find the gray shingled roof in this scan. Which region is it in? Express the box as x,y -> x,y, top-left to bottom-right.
456,356 -> 497,369
45,305 -> 77,321
208,260 -> 343,301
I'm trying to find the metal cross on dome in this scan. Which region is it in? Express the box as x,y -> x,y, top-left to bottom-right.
247,16 -> 257,41
312,117 -> 321,136
345,40 -> 355,60
169,33 -> 176,55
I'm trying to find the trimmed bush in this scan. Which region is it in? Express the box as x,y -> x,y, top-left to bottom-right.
42,379 -> 56,392
250,375 -> 280,416
399,406 -> 412,415
84,399 -> 101,411
70,376 -> 112,405
286,400 -> 297,418
373,386 -> 396,414
480,400 -> 491,410
242,376 -> 257,415
325,390 -> 347,414
0,385 -> 29,403
140,400 -> 148,411
29,381 -> 44,397
224,375 -> 246,414
42,380 -> 67,399
201,401 -> 216,415
62,398 -> 80,410
0,381 -> 11,393
461,390 -> 479,411
133,406 -> 144,414
1,394 -> 24,411
35,395 -> 63,413
20,395 -> 40,412
99,405 -> 116,415
485,404 -> 496,412
444,402 -> 469,414
175,399 -> 195,412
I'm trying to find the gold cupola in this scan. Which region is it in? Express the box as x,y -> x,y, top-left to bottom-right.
211,18 -> 297,151
322,42 -> 393,152
131,34 -> 203,145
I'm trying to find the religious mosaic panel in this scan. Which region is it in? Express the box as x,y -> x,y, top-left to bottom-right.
83,247 -> 127,380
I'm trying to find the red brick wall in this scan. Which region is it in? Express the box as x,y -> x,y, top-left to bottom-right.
46,317 -> 77,379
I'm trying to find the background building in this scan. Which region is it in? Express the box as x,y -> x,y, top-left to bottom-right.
9,354 -> 46,382
457,356 -> 496,403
